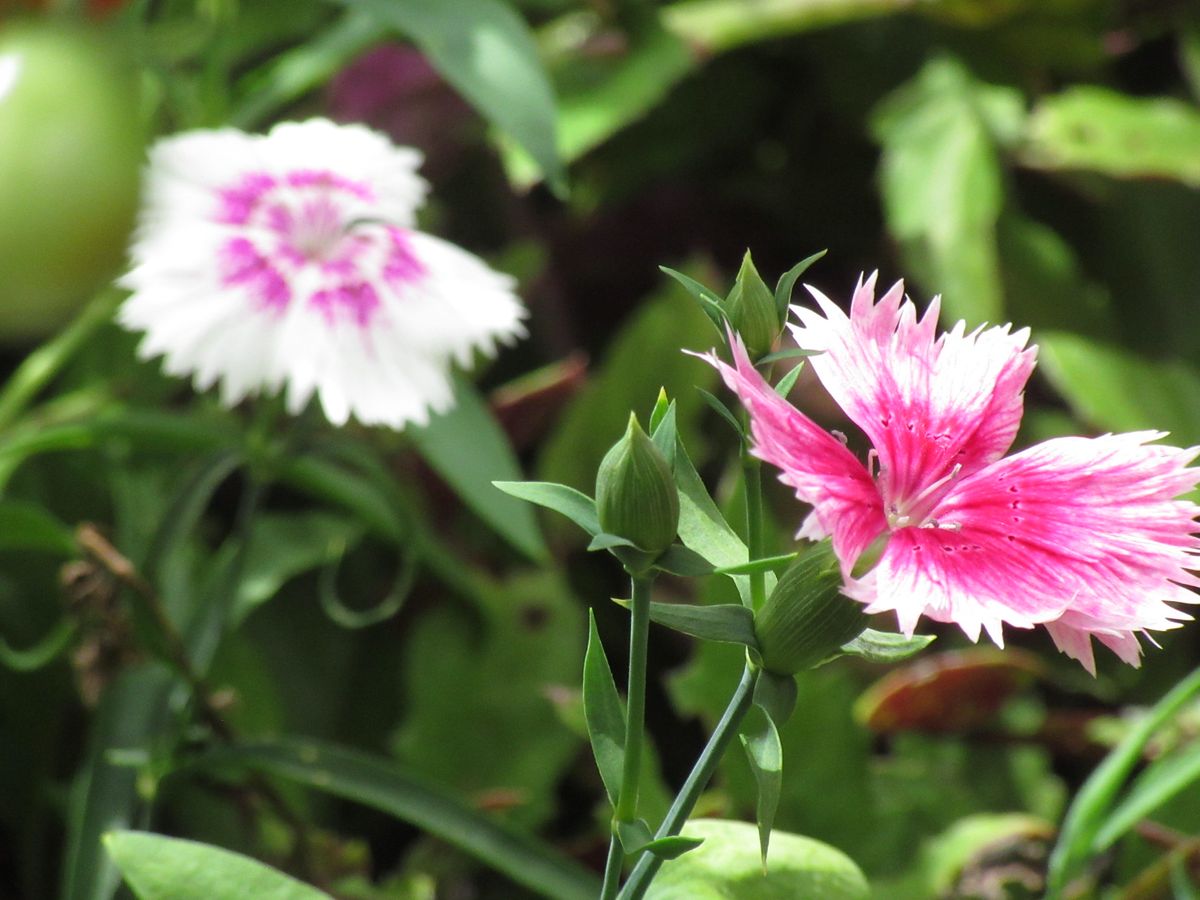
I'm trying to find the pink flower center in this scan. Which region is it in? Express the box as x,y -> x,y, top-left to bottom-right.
214,168 -> 425,327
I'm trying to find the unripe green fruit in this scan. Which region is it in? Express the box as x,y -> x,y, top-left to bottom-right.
755,543 -> 869,674
595,413 -> 679,555
0,22 -> 144,341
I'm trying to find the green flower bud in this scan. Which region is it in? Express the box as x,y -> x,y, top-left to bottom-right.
595,413 -> 679,555
722,251 -> 780,359
755,543 -> 869,675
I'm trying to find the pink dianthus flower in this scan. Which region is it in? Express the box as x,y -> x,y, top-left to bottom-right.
702,274 -> 1200,673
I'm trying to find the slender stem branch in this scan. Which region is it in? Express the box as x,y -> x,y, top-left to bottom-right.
743,452 -> 767,611
600,573 -> 655,900
0,288 -> 122,434
617,663 -> 759,900
617,574 -> 653,821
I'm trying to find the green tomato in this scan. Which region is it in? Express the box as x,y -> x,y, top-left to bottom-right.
0,23 -> 144,341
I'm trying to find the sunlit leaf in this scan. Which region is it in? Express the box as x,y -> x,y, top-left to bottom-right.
105,831 -> 330,900
584,611 -> 625,808
493,481 -> 600,537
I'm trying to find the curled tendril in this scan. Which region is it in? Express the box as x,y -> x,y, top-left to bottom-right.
0,618 -> 75,671
318,537 -> 416,629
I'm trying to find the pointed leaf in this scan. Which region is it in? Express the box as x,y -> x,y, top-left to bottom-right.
773,250 -> 827,319
640,835 -> 704,861
617,818 -> 655,855
696,388 -> 745,439
492,481 -> 600,537
584,612 -> 625,808
411,379 -> 547,560
615,600 -> 757,649
740,709 -> 784,866
588,532 -> 642,552
649,400 -> 678,471
104,831 -> 330,900
648,388 -> 671,434
653,544 -> 715,577
714,553 -> 798,576
774,364 -> 805,398
838,629 -> 936,663
658,266 -> 725,332
756,347 -> 820,365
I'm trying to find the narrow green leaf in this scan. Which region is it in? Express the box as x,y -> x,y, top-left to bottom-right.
333,0 -> 563,191
696,388 -> 745,439
838,629 -> 936,663
714,553 -> 798,576
774,364 -> 805,398
1047,667 -> 1200,896
193,738 -> 599,900
0,500 -> 76,555
740,709 -> 784,866
616,600 -> 757,649
62,666 -> 175,900
1094,740 -> 1200,852
653,544 -> 716,577
648,388 -> 671,435
658,266 -> 726,332
773,250 -> 827,320
755,670 -> 799,729
411,379 -> 547,561
104,831 -> 330,900
584,612 -> 625,808
640,835 -> 704,861
756,347 -> 820,365
649,400 -> 678,471
492,481 -> 600,537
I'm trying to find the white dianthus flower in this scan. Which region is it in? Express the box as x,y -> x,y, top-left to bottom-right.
119,118 -> 526,428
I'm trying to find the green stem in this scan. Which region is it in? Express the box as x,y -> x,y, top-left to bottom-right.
601,573 -> 654,899
743,452 -> 767,611
0,289 -> 122,434
617,574 -> 653,822
617,663 -> 759,900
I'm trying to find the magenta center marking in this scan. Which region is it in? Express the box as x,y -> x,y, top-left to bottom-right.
214,168 -> 426,328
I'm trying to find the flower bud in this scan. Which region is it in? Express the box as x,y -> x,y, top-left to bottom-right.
755,543 -> 869,674
722,251 -> 780,359
595,413 -> 679,555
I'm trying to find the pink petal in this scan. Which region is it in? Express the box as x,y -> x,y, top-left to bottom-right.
854,431 -> 1200,669
696,334 -> 886,571
790,274 -> 1037,510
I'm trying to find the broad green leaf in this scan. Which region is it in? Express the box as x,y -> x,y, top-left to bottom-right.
392,570 -> 585,828
104,831 -> 329,900
537,279 -> 716,501
584,611 -> 625,808
0,500 -> 76,555
234,512 -> 364,624
62,665 -> 175,900
1047,666 -> 1200,895
411,379 -> 547,561
1094,739 -> 1200,852
493,481 -> 600,537
1021,87 -> 1200,187
773,250 -> 826,320
645,818 -> 869,899
872,56 -> 1024,325
837,629 -> 936,664
335,0 -> 563,190
1037,332 -> 1200,446
192,738 -> 597,900
622,601 -> 757,649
